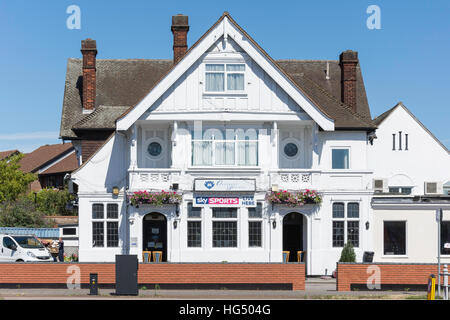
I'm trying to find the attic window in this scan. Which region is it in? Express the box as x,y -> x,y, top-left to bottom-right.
205,64 -> 245,92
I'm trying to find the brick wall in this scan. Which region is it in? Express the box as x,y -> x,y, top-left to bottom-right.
0,263 -> 305,290
336,263 -> 442,291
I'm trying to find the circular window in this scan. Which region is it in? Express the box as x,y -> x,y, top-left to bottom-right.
147,142 -> 162,157
284,142 -> 299,158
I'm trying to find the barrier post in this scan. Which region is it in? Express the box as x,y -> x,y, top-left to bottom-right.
443,265 -> 448,300
427,274 -> 436,300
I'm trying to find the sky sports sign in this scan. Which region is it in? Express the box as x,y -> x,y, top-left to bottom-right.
194,196 -> 256,207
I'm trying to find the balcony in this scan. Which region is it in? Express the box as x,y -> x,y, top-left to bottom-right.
128,168 -> 182,192
269,169 -> 319,191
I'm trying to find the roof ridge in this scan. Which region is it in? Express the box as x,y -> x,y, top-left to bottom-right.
300,73 -> 375,127
276,59 -> 339,62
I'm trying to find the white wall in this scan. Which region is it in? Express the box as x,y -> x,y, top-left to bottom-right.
369,105 -> 450,195
373,206 -> 450,263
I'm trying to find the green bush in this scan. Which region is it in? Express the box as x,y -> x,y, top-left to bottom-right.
0,197 -> 50,228
0,153 -> 36,203
339,242 -> 356,263
28,188 -> 76,216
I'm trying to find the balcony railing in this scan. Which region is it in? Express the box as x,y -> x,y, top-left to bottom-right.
269,169 -> 318,191
128,168 -> 182,191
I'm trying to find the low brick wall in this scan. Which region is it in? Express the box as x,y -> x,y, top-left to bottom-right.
336,263 -> 442,291
0,263 -> 305,290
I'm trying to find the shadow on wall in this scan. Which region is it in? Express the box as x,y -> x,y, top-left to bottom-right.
104,133 -> 127,192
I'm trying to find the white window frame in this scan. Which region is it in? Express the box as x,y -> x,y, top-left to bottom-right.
248,203 -> 263,248
191,133 -> 259,167
211,207 -> 239,248
331,201 -> 360,248
331,146 -> 351,170
382,220 -> 408,257
186,203 -> 203,248
91,202 -> 120,248
204,62 -> 246,94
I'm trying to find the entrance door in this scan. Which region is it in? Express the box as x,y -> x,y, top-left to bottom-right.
143,212 -> 167,262
282,212 -> 304,262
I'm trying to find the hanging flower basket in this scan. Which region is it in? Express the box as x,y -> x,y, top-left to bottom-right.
266,189 -> 322,207
129,190 -> 182,207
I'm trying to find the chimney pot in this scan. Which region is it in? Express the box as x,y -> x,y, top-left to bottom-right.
171,14 -> 189,64
81,39 -> 97,111
340,50 -> 358,112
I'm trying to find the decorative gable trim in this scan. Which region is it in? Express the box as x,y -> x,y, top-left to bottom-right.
116,13 -> 335,132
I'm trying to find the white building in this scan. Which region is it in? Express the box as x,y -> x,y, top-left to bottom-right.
61,13 -> 449,275
368,102 -> 450,263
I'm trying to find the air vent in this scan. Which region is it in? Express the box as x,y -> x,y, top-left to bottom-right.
424,182 -> 443,195
373,179 -> 387,193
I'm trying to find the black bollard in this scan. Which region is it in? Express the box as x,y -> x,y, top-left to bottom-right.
89,273 -> 98,295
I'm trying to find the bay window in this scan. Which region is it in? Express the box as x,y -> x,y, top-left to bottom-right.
192,133 -> 258,166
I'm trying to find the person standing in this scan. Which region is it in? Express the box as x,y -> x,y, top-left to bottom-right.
49,240 -> 59,262
58,237 -> 64,262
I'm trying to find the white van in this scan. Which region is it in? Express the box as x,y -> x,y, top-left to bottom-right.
0,234 -> 53,262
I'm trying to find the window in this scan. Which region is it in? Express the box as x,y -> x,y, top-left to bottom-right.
187,203 -> 202,248
332,149 -> 349,169
192,132 -> 258,167
384,221 -> 406,255
332,221 -> 345,247
212,208 -> 238,247
3,237 -> 15,249
441,221 -> 450,255
332,202 -> 359,247
92,204 -> 104,219
205,64 -> 245,92
62,228 -> 76,236
92,203 -> 119,248
92,222 -> 104,247
188,221 -> 202,247
248,203 -> 263,247
388,187 -> 412,195
284,143 -> 299,158
147,142 -> 162,157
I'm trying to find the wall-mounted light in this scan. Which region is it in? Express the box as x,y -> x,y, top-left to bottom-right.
173,220 -> 178,229
365,221 -> 370,230
271,184 -> 279,192
272,220 -> 276,229
112,186 -> 119,196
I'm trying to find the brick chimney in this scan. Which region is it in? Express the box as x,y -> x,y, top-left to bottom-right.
81,38 -> 97,111
171,14 -> 189,64
339,50 -> 358,112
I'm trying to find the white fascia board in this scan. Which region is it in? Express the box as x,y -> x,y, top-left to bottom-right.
116,21 -> 224,131
117,16 -> 335,132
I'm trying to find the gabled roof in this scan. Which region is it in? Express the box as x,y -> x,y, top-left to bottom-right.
39,152 -> 78,175
60,12 -> 376,139
0,149 -> 19,161
19,143 -> 75,173
374,102 -> 449,154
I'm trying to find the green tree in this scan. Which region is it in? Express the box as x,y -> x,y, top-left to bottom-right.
339,242 -> 356,262
0,197 -> 50,228
0,153 -> 36,203
29,188 -> 76,216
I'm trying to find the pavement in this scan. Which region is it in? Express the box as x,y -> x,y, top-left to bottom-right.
0,278 -> 428,300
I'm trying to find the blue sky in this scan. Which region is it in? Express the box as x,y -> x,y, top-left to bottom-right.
0,0 -> 449,152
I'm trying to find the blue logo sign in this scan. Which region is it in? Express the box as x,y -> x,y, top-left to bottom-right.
204,181 -> 215,189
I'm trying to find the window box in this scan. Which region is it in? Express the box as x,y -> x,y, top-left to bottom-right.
266,189 -> 322,207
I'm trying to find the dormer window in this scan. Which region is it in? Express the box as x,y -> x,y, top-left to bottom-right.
205,64 -> 245,92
